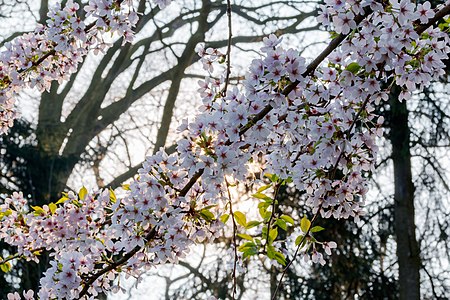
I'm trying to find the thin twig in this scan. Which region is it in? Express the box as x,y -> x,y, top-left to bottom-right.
262,182 -> 282,254
225,178 -> 238,299
221,0 -> 233,96
271,208 -> 321,299
79,227 -> 157,297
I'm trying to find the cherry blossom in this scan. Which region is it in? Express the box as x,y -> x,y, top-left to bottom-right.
1,0 -> 449,299
0,0 -> 137,134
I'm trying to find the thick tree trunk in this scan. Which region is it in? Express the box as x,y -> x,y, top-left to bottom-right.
388,88 -> 421,300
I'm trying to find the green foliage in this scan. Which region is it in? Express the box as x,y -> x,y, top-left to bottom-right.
233,211 -> 247,227
0,257 -> 11,273
238,242 -> 258,259
78,186 -> 88,200
199,208 -> 216,222
245,220 -> 261,229
48,202 -> 57,214
237,234 -> 253,241
55,193 -> 69,204
345,62 -> 362,74
0,209 -> 12,220
220,213 -> 230,224
311,226 -> 325,233
300,216 -> 311,233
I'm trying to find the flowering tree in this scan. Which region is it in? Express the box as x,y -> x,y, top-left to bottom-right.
0,0 -> 320,295
1,0 -> 449,299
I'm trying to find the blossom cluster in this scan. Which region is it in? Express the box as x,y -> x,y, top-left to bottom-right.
1,181 -> 223,298
0,0 -> 138,134
1,0 -> 450,299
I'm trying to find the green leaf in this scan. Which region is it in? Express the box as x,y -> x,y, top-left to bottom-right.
201,204 -> 218,210
258,201 -> 270,209
329,31 -> 339,39
252,192 -> 272,202
274,251 -> 287,266
199,209 -> 215,221
259,206 -> 267,219
300,216 -> 311,233
280,215 -> 295,225
267,245 -> 276,259
268,228 -> 278,242
264,173 -> 280,183
237,233 -> 254,241
0,261 -> 11,273
55,196 -> 69,205
245,220 -> 261,229
109,188 -> 117,203
262,226 -> 268,239
262,210 -> 272,221
310,226 -> 325,233
79,186 -> 88,200
220,214 -> 230,224
345,62 -> 361,74
258,202 -> 271,220
0,209 -> 12,220
242,246 -> 258,259
257,184 -> 271,193
275,218 -> 287,231
283,177 -> 293,184
31,205 -> 45,215
295,235 -> 305,246
49,203 -> 57,214
238,241 -> 256,252
233,211 -> 247,227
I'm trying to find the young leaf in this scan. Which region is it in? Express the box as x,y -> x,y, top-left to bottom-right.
275,218 -> 287,231
0,261 -> 11,273
274,251 -> 287,266
252,192 -> 272,202
300,216 -> 311,233
280,215 -> 295,225
79,186 -> 88,200
238,241 -> 256,252
257,184 -> 271,193
237,233 -> 254,241
310,226 -> 325,233
199,209 -> 215,221
49,202 -> 57,214
242,246 -> 258,259
233,211 -> 247,227
267,245 -> 276,259
220,214 -> 230,224
264,173 -> 279,183
109,188 -> 117,203
245,220 -> 261,229
55,196 -> 69,205
31,206 -> 45,216
295,235 -> 305,246
268,228 -> 278,242
346,62 -> 361,74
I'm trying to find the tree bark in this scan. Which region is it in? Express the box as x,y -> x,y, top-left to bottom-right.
388,87 -> 421,300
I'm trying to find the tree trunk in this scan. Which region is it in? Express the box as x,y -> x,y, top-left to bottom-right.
388,87 -> 421,300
